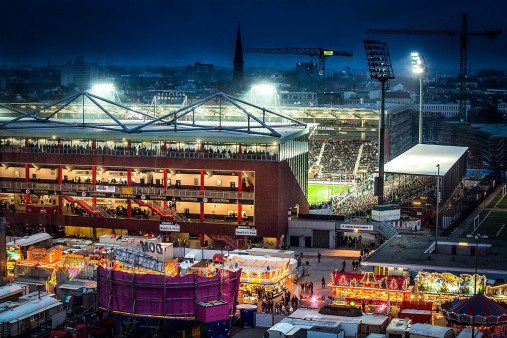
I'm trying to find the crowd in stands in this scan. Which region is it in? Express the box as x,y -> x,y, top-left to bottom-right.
333,175 -> 435,216
308,139 -> 321,166
309,138 -> 379,177
2,142 -> 277,161
321,139 -> 362,174
359,140 -> 378,173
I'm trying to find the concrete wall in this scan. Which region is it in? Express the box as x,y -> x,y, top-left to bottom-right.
288,219 -> 336,248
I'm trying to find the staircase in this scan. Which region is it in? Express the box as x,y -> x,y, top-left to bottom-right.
63,196 -> 108,217
164,208 -> 186,222
316,141 -> 326,166
133,200 -> 177,221
378,221 -> 399,239
353,143 -> 364,175
208,234 -> 237,249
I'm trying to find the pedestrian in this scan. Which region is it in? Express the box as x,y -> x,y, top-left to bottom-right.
322,277 -> 326,288
342,260 -> 346,271
317,252 -> 321,263
310,282 -> 314,294
358,256 -> 362,265
300,252 -> 303,259
360,249 -> 364,257
358,235 -> 362,244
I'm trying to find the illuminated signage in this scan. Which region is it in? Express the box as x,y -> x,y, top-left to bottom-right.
323,50 -> 334,56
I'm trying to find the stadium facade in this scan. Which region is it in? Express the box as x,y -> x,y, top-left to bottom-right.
0,92 -> 310,249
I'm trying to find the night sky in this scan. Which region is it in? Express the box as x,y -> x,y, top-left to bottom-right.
1,0 -> 506,75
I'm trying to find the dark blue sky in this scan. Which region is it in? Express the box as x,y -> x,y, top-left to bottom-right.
1,0 -> 506,75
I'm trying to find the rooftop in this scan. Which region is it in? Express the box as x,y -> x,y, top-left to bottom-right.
383,144 -> 468,176
478,124 -> 507,138
362,234 -> 507,275
7,233 -> 52,247
0,92 -> 308,143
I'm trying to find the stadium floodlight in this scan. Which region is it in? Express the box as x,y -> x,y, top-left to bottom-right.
251,84 -> 276,94
92,83 -> 115,93
250,84 -> 279,106
411,52 -> 427,144
364,40 -> 395,205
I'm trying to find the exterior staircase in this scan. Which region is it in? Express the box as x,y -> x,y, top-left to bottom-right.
208,234 -> 237,249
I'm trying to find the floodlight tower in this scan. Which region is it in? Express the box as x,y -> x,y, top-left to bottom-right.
364,40 -> 395,205
411,52 -> 427,144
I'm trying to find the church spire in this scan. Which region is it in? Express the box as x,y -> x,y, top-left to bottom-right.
233,24 -> 244,85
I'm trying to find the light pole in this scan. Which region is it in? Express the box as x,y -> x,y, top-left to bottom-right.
411,52 -> 427,144
364,40 -> 395,205
435,164 -> 440,251
466,233 -> 488,338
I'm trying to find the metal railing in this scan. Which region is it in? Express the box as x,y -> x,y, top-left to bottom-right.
0,180 -> 254,200
1,145 -> 279,162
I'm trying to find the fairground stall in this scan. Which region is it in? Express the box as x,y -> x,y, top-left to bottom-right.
6,233 -> 53,275
223,254 -> 297,304
97,246 -> 241,337
416,271 -> 487,303
329,271 -> 413,313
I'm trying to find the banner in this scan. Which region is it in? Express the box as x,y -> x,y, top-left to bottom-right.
235,227 -> 257,236
339,224 -> 373,231
160,222 -> 180,232
96,185 -> 116,193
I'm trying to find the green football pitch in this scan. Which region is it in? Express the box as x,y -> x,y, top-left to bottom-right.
308,184 -> 351,204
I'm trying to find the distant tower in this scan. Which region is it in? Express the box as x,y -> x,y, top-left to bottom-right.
233,24 -> 244,85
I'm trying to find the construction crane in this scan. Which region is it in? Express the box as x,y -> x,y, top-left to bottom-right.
366,12 -> 501,121
243,47 -> 353,95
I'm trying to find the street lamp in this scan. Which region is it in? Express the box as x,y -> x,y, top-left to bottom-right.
466,233 -> 488,338
364,40 -> 395,205
411,52 -> 427,144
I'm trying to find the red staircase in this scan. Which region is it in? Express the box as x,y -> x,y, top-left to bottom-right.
63,196 -> 108,217
208,234 -> 237,249
133,200 -> 180,221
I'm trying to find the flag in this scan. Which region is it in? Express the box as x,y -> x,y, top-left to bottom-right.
150,233 -> 155,238
122,237 -> 128,243
110,234 -> 116,239
139,231 -> 143,236
156,234 -> 161,239
143,233 -> 150,237
130,239 -> 135,244
116,235 -> 122,241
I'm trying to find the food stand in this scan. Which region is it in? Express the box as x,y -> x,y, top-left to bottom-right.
223,254 -> 297,304
329,271 -> 413,312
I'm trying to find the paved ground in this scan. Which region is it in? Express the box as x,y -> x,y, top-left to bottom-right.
289,246 -> 361,258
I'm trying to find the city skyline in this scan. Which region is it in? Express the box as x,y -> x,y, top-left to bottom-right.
0,0 -> 506,75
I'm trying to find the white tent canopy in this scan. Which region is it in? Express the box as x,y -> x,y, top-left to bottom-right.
384,144 -> 468,177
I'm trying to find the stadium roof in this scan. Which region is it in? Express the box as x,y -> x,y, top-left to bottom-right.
384,144 -> 468,176
0,92 -> 308,142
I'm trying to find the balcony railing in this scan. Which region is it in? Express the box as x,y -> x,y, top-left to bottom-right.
0,180 -> 254,200
0,145 -> 279,162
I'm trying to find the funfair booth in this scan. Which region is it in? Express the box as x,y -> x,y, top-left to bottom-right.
224,254 -> 297,303
97,247 -> 241,321
329,271 -> 413,312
